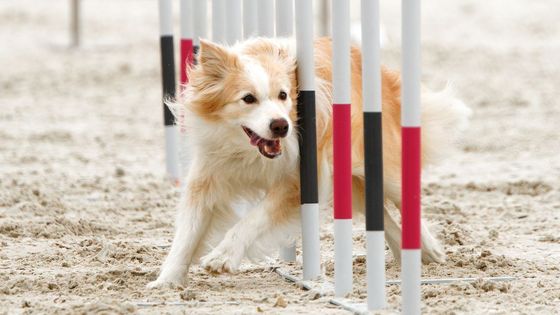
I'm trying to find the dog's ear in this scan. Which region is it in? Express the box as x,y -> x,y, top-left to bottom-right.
198,40 -> 241,79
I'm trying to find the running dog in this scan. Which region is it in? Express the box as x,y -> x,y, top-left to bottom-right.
148,37 -> 470,288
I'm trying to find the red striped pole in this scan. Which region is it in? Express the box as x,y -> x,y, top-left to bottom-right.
179,0 -> 194,145
332,0 -> 353,297
401,0 -> 422,314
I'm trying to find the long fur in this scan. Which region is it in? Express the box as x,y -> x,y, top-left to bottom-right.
148,37 -> 470,288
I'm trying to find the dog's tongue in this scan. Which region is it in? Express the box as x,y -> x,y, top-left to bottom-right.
249,133 -> 261,146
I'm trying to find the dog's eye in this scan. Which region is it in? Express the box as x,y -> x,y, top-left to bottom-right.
242,94 -> 257,104
278,91 -> 288,101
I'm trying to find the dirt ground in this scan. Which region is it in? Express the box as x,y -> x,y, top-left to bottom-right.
1,0 -> 559,314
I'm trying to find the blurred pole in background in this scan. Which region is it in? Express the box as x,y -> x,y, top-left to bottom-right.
316,0 -> 330,37
257,0 -> 275,37
70,0 -> 80,47
243,0 -> 258,39
212,0 -> 225,43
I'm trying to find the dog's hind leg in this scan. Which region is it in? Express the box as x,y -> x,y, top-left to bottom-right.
200,181 -> 300,273
383,201 -> 403,263
420,219 -> 445,264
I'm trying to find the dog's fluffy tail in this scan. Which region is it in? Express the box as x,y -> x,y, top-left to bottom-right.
421,85 -> 472,166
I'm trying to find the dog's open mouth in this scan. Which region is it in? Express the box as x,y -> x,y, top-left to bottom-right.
242,126 -> 282,159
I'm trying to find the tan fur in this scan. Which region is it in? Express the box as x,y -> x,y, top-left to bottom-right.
148,37 -> 470,288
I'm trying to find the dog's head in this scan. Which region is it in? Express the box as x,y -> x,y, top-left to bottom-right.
185,39 -> 297,159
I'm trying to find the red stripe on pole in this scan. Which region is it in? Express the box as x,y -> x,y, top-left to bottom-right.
402,127 -> 421,249
180,39 -> 194,85
333,104 -> 352,219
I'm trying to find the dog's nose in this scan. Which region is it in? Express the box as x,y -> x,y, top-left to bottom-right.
269,118 -> 289,138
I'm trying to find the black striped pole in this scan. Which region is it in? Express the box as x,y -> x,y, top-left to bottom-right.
361,0 -> 386,310
295,0 -> 321,280
158,0 -> 180,184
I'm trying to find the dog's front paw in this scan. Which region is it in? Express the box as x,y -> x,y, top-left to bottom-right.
200,248 -> 241,274
146,277 -> 185,289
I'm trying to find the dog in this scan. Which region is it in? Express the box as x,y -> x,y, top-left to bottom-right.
147,37 -> 470,288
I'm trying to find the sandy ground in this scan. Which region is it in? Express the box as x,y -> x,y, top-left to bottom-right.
1,0 -> 559,314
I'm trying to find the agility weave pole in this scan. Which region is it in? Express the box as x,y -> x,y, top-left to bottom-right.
332,0 -> 354,297
158,0 -> 180,184
178,0 -> 194,146
275,0 -> 294,37
401,0 -> 422,313
69,0 -> 80,47
180,0 -> 194,88
295,0 -> 322,281
212,0 -> 225,43
193,0 -> 207,54
257,0 -> 275,37
243,0 -> 258,39
361,0 -> 386,310
225,0 -> 242,45
275,0 -> 298,263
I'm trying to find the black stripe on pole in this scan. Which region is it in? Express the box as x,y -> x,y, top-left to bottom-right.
160,35 -> 176,126
297,90 -> 319,204
364,111 -> 384,231
193,45 -> 199,65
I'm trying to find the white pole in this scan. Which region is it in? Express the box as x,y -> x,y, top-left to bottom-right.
295,0 -> 321,281
212,0 -> 225,43
225,0 -> 242,45
180,0 -> 193,41
316,0 -> 330,37
69,0 -> 80,47
276,0 -> 296,262
243,0 -> 258,39
257,0 -> 275,37
193,0 -> 208,46
180,0 -> 194,85
279,244 -> 296,262
361,0 -> 386,310
401,0 -> 422,314
275,0 -> 294,37
332,0 -> 353,297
